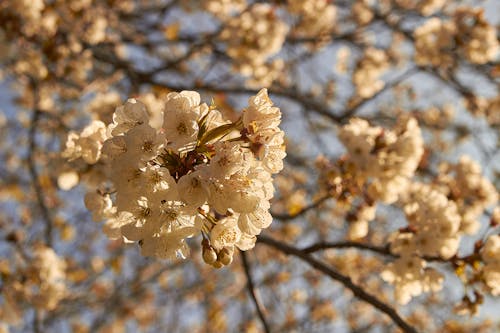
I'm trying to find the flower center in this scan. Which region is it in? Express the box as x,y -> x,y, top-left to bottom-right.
177,122 -> 188,135
143,140 -> 154,152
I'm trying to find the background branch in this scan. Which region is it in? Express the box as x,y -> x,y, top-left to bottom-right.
27,79 -> 54,246
241,251 -> 271,333
257,234 -> 419,333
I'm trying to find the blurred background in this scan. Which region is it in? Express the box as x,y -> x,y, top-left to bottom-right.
0,0 -> 499,332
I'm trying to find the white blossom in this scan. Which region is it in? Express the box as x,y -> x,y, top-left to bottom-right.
111,99 -> 149,136
69,89 -> 285,265
62,120 -> 108,164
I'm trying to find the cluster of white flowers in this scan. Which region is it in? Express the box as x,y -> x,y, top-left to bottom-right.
465,95 -> 500,126
62,120 -> 108,164
382,155 -> 498,303
1,0 -> 108,44
219,4 -> 288,87
481,235 -> 500,296
454,7 -> 499,65
30,246 -> 67,310
346,204 -> 376,240
381,187 -> 455,305
352,48 -> 389,99
318,115 -> 497,304
245,59 -> 285,89
399,183 -> 462,259
414,8 -> 498,67
436,156 -> 498,234
204,0 -> 246,18
13,49 -> 49,80
1,246 -> 67,316
338,116 -> 424,204
382,198 -> 454,304
395,0 -> 446,16
70,89 -> 285,267
414,18 -> 457,68
352,0 -> 374,26
315,116 -> 423,240
86,91 -> 122,124
11,0 -> 45,21
417,105 -> 455,128
82,16 -> 108,45
288,0 -> 336,37
381,251 -> 443,305
382,183 -> 461,303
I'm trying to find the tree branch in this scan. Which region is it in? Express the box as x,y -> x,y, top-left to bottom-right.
27,79 -> 54,246
302,241 -> 392,256
241,251 -> 271,333
271,194 -> 331,221
257,234 -> 419,333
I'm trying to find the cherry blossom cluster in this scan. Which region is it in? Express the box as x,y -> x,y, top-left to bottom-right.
314,116 -> 424,241
381,250 -> 443,305
0,0 -> 128,84
1,0 -> 111,42
1,246 -> 67,320
352,1 -> 374,26
469,95 -> 500,126
481,235 -> 500,296
395,0 -> 446,16
385,156 -> 497,303
65,89 -> 285,267
398,183 -> 462,259
414,8 -> 499,66
219,3 -> 288,87
352,48 -> 390,98
316,116 -> 495,304
62,120 -> 108,164
288,0 -> 337,38
338,116 -> 424,204
203,0 -> 246,18
435,156 -> 498,234
454,7 -> 499,64
414,18 -> 457,68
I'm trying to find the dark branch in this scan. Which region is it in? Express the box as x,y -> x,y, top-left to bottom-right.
241,251 -> 271,333
271,194 -> 331,221
257,234 -> 419,333
302,241 -> 392,256
27,79 -> 54,246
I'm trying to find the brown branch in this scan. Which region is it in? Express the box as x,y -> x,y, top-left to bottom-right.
257,234 -> 419,333
33,309 -> 42,333
241,251 -> 271,333
27,79 -> 54,246
300,239 -> 478,266
271,194 -> 331,221
302,241 -> 392,256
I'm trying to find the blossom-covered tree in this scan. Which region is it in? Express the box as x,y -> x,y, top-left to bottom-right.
0,1 -> 499,332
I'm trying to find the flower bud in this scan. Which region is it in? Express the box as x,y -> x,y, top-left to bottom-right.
202,245 -> 218,265
212,261 -> 223,269
218,247 -> 233,266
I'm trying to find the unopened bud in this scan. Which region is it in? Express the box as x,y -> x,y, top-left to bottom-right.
212,261 -> 223,269
202,246 -> 218,265
218,247 -> 233,266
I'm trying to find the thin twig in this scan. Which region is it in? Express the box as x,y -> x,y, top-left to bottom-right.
33,309 -> 41,333
301,238 -> 479,265
27,79 -> 53,246
241,251 -> 271,333
302,241 -> 392,256
257,234 -> 419,333
271,194 -> 331,221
